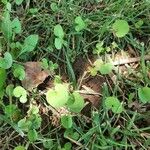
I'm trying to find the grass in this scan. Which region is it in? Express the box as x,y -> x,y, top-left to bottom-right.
0,0 -> 150,150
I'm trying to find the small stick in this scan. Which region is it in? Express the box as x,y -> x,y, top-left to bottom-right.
112,55 -> 150,66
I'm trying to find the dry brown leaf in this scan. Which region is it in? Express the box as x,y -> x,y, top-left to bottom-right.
22,62 -> 49,91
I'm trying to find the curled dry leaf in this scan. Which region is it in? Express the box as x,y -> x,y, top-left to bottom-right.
22,62 -> 49,91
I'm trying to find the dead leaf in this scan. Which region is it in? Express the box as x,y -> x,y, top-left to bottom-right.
22,62 -> 49,91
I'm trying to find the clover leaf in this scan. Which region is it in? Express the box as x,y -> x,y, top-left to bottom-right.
138,87 -> 150,103
13,86 -> 27,103
46,84 -> 69,108
105,97 -> 123,114
0,52 -> 13,69
54,24 -> 64,39
112,19 -> 129,37
75,16 -> 86,32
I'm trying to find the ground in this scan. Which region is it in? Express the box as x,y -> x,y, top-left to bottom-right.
0,0 -> 150,150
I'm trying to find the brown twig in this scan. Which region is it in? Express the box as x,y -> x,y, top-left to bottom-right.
112,55 -> 150,66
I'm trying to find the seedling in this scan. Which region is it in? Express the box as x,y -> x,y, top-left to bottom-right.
112,19 -> 129,37
138,87 -> 150,103
105,97 -> 123,114
13,86 -> 27,103
89,59 -> 114,76
54,24 -> 66,49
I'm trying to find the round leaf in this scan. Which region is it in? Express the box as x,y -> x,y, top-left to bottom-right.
54,38 -> 63,50
15,0 -> 24,5
105,97 -> 123,114
67,92 -> 84,113
61,115 -> 73,129
27,129 -> 38,142
43,139 -> 53,149
12,18 -> 22,34
46,84 -> 69,108
13,65 -> 25,80
112,20 -> 129,37
138,87 -> 150,103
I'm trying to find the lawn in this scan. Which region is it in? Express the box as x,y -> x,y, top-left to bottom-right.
0,0 -> 150,150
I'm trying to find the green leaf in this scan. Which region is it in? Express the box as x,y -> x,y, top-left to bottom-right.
46,84 -> 69,108
15,0 -> 24,5
54,38 -> 63,49
67,92 -> 84,113
13,86 -> 27,103
6,2 -> 11,12
27,129 -> 38,142
54,24 -> 64,38
0,52 -> 13,69
135,20 -> 143,29
75,16 -> 86,32
50,3 -> 58,11
29,8 -> 38,14
12,18 -> 22,34
1,11 -> 12,41
43,139 -> 53,149
99,63 -> 113,75
0,68 -> 6,89
20,34 -> 39,55
18,118 -> 32,132
105,97 -> 123,114
112,19 -> 129,37
4,104 -> 17,117
61,115 -> 73,129
13,65 -> 25,80
14,145 -> 25,150
138,87 -> 150,103
64,142 -> 72,150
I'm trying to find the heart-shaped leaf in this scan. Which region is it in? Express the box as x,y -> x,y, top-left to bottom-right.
112,19 -> 129,37
46,84 -> 69,108
138,87 -> 150,103
13,86 -> 27,103
61,115 -> 73,129
0,52 -> 13,69
105,97 -> 123,113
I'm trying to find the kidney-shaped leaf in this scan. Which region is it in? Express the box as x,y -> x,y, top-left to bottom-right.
138,87 -> 150,103
112,19 -> 129,38
105,97 -> 123,114
13,86 -> 27,103
46,84 -> 69,108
